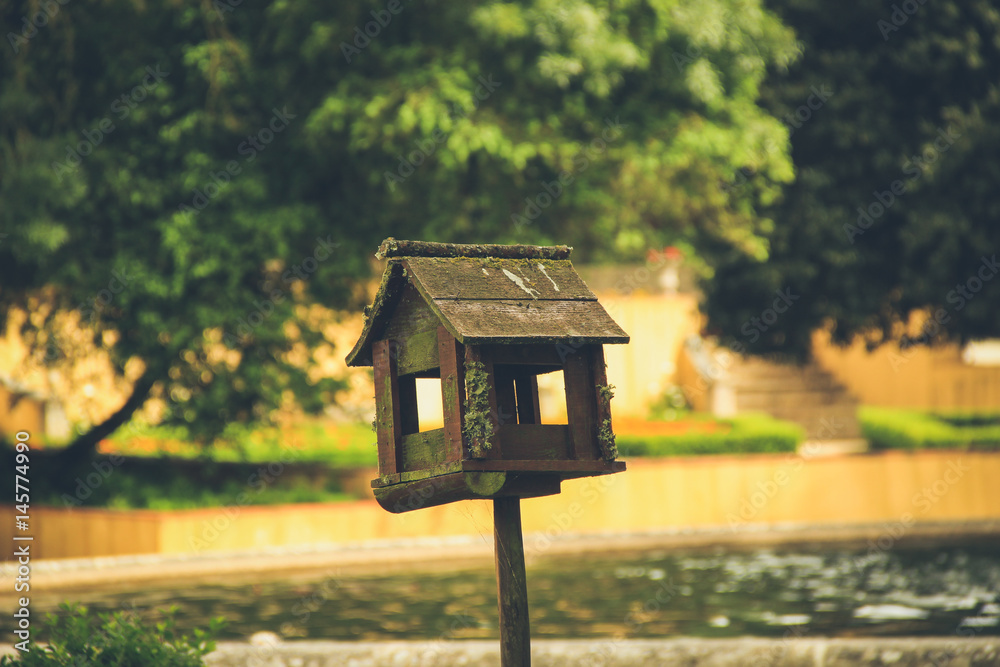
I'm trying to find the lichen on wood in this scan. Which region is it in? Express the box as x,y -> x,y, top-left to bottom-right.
462,360 -> 494,458
376,237 -> 572,260
597,383 -> 617,461
598,418 -> 617,461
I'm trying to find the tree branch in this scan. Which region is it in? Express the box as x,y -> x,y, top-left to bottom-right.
55,372 -> 157,467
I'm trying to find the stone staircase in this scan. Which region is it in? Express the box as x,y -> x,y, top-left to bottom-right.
726,356 -> 863,442
679,337 -> 865,451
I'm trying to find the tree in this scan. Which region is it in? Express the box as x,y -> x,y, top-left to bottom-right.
0,0 -> 797,484
702,0 -> 1000,358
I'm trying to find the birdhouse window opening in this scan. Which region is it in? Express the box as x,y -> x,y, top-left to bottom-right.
534,368 -> 568,424
414,377 -> 443,432
492,364 -> 547,427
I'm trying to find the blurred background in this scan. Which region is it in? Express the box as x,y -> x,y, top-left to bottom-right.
1,0 -> 998,650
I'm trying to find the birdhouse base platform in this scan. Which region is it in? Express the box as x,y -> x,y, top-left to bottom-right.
371,459 -> 625,514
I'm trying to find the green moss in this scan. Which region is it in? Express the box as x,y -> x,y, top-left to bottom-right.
462,360 -> 494,458
598,418 -> 617,461
596,384 -> 617,461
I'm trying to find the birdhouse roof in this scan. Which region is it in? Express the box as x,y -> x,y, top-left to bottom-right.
345,239 -> 629,367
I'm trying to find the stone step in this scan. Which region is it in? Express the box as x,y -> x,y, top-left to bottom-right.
760,406 -> 863,439
727,374 -> 845,392
735,389 -> 858,411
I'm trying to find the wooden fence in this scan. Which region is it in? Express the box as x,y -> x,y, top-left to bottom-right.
5,450 -> 998,560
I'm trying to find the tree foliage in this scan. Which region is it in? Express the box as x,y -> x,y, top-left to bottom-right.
703,0 -> 1000,357
0,0 -> 797,475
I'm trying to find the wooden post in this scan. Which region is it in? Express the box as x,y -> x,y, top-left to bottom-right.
494,497 -> 531,666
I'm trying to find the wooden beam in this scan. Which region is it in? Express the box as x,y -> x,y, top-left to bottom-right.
373,339 -> 402,475
494,367 -> 519,428
494,497 -> 531,666
463,458 -> 624,473
465,345 -> 503,460
398,374 -> 419,436
438,327 -> 465,463
377,237 -> 570,260
563,345 -> 597,460
514,374 -> 541,425
591,345 -> 615,460
496,424 -> 568,460
397,328 -> 441,376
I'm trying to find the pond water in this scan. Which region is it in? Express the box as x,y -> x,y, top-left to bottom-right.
10,542 -> 1000,642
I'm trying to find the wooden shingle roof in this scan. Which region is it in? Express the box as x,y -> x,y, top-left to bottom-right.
346,239 -> 629,367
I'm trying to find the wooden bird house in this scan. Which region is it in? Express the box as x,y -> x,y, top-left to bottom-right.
346,238 -> 629,514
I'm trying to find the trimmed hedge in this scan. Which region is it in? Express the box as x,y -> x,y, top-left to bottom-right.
859,407 -> 1000,450
617,413 -> 805,457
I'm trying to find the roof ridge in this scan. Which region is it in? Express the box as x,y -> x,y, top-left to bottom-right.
376,238 -> 572,260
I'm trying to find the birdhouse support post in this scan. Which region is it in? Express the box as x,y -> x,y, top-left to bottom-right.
494,496 -> 531,666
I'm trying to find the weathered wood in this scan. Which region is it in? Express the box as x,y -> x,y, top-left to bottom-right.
397,327 -> 441,376
374,470 -> 507,513
404,257 -> 595,301
486,344 -> 565,367
370,461 -> 462,488
438,327 -> 466,463
494,497 -> 531,667
345,261 -> 407,367
434,299 -> 629,344
373,339 -> 402,475
563,346 -> 598,460
465,345 -> 503,460
398,374 -> 419,436
495,474 -> 561,499
497,424 -> 569,460
384,282 -> 443,341
514,374 -> 541,425
591,345 -> 616,460
377,237 -> 571,260
463,459 -> 623,473
400,428 -> 449,471
494,367 -> 519,428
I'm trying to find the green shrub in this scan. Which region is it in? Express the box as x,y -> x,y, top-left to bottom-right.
617,413 -> 804,457
859,406 -> 1000,450
107,420 -> 378,467
0,604 -> 222,667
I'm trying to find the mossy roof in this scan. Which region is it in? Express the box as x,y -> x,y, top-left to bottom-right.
346,241 -> 629,367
